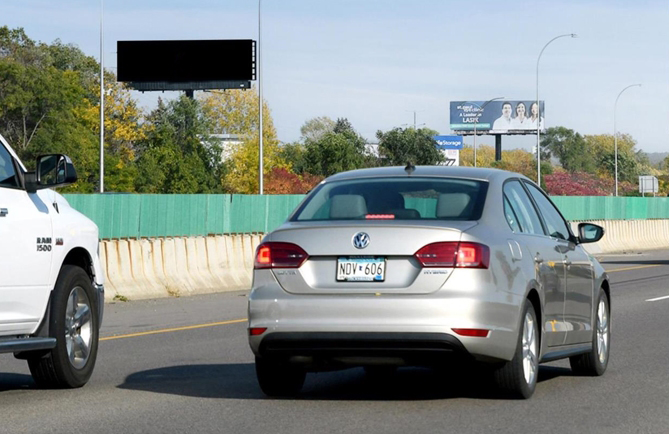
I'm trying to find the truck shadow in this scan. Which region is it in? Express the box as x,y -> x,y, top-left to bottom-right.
117,363 -> 573,401
0,373 -> 36,392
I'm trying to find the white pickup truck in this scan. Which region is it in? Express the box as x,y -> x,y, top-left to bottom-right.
0,134 -> 104,388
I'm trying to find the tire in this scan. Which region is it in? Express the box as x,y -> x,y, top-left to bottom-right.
255,356 -> 306,397
28,265 -> 99,388
570,288 -> 610,376
493,300 -> 539,399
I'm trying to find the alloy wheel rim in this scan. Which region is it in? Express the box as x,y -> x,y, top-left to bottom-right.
65,286 -> 93,369
521,312 -> 538,386
596,298 -> 609,365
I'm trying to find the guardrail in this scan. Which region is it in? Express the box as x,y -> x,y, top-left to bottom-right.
63,194 -> 669,240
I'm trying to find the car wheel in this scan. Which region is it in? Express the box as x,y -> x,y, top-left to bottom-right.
493,300 -> 539,399
570,287 -> 610,376
255,356 -> 306,397
28,265 -> 99,388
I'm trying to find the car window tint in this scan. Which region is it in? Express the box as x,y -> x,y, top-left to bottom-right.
0,144 -> 19,188
503,195 -> 522,232
524,182 -> 571,241
503,181 -> 544,235
293,177 -> 488,221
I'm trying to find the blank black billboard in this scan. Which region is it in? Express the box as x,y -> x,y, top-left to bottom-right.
117,40 -> 255,83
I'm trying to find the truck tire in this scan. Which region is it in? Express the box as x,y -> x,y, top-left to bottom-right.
28,265 -> 99,388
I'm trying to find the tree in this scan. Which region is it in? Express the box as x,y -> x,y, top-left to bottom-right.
199,87 -> 283,193
300,116 -> 335,142
584,134 -> 640,183
376,127 -> 444,166
300,118 -> 369,177
135,96 -> 223,193
265,168 -> 324,194
278,142 -> 307,174
540,126 -> 595,173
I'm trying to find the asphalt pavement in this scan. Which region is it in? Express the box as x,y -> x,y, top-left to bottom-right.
1,250 -> 669,434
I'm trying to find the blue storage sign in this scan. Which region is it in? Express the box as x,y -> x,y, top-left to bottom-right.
433,135 -> 464,150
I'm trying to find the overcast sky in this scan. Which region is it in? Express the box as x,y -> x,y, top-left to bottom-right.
2,0 -> 668,152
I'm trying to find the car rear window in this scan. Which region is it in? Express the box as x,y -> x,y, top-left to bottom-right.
291,177 -> 488,221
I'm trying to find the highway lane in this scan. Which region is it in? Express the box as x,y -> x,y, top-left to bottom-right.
1,251 -> 668,434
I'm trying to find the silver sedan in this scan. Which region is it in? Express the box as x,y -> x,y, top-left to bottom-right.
247,166 -> 610,399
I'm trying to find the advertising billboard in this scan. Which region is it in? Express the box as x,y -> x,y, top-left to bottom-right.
433,135 -> 463,166
450,101 -> 545,134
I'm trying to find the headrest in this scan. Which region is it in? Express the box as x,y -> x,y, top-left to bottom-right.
436,193 -> 472,218
330,194 -> 368,219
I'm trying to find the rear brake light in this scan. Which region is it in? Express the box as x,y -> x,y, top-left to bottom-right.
456,242 -> 490,269
254,242 -> 308,269
452,328 -> 489,338
366,214 -> 395,219
414,242 -> 458,267
414,242 -> 489,269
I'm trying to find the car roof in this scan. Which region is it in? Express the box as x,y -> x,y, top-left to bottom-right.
324,166 -> 530,184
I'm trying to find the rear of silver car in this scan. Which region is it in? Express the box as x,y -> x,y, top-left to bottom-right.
248,174 -> 527,373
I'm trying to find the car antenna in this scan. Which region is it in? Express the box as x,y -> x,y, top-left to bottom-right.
405,161 -> 415,175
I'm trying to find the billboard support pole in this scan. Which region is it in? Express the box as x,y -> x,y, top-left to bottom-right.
469,97 -> 503,167
614,84 -> 641,197
495,135 -> 502,161
536,33 -> 577,186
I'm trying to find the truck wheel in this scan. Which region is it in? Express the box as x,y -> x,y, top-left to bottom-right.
28,265 -> 99,388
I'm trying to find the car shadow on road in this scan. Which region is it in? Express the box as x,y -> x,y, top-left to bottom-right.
117,363 -> 574,401
0,373 -> 35,392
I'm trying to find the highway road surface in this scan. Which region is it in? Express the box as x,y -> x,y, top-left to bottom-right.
1,250 -> 668,434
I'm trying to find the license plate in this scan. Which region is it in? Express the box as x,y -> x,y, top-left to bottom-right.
336,257 -> 386,282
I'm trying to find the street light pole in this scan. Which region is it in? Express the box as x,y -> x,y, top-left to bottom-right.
99,0 -> 104,193
471,96 -> 504,167
536,33 -> 577,186
614,83 -> 641,196
258,0 -> 264,195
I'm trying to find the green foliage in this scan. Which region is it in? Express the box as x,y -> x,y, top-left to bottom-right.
376,127 -> 444,166
584,134 -> 640,184
541,126 -> 595,173
278,142 -> 307,174
301,118 -> 368,176
300,116 -> 335,142
135,97 -> 223,193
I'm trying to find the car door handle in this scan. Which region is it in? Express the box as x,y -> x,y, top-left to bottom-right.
564,259 -> 572,267
534,255 -> 543,264
0,208 -> 7,217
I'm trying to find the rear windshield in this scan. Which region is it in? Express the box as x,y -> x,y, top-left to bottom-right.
291,177 -> 488,221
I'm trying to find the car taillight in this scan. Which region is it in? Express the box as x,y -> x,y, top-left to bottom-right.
414,242 -> 489,269
456,242 -> 490,269
254,242 -> 309,269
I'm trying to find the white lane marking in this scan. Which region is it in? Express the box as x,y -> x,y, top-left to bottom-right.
646,295 -> 669,302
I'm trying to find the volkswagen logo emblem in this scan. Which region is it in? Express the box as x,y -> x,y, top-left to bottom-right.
352,232 -> 370,249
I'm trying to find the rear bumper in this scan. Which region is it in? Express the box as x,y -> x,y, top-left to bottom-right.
257,331 -> 471,367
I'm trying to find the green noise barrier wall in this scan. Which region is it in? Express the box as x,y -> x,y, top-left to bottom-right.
63,194 -> 669,240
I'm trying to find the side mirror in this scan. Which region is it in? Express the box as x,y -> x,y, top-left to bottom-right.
25,154 -> 78,193
578,223 -> 604,244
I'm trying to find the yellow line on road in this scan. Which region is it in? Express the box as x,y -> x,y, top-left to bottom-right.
100,318 -> 247,341
606,264 -> 663,273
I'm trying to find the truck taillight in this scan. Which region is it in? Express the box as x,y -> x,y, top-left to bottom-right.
414,242 -> 489,269
254,242 -> 309,269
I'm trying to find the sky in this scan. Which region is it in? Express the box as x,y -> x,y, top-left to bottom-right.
1,0 -> 668,152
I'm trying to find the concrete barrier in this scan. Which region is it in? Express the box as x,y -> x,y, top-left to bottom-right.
98,222 -> 669,301
100,235 -> 262,301
573,220 -> 669,255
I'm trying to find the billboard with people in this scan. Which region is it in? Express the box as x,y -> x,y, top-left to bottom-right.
450,101 -> 545,134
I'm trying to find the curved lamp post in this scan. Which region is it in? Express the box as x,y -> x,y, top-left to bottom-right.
614,84 -> 641,196
471,97 -> 504,167
536,33 -> 577,186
